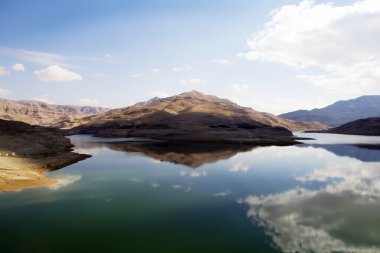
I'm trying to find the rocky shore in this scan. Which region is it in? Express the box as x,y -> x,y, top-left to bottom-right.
0,119 -> 90,192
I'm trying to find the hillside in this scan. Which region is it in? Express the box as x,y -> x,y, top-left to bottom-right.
327,117 -> 380,136
0,99 -> 109,127
0,119 -> 89,191
67,91 -> 328,144
280,95 -> 380,126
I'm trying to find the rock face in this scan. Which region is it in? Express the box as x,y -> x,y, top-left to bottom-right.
280,95 -> 380,127
327,117 -> 380,136
0,99 -> 109,127
0,119 -> 89,191
69,91 -> 327,144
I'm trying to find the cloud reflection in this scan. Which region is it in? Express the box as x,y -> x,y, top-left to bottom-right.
172,184 -> 192,192
230,162 -> 250,172
239,160 -> 380,253
46,174 -> 81,191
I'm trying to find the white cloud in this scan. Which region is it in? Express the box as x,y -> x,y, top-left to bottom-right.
172,65 -> 192,72
130,73 -> 143,78
151,68 -> 160,74
34,65 -> 82,82
179,78 -> 207,86
230,83 -> 250,92
212,59 -> 230,65
1,48 -> 68,66
240,0 -> 380,94
77,98 -> 102,107
0,88 -> 10,97
0,66 -> 10,76
106,53 -> 113,59
11,63 -> 25,72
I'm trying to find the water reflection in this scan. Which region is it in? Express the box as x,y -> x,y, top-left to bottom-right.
300,143 -> 380,162
74,140 -> 259,168
46,174 -> 82,191
239,158 -> 380,253
2,134 -> 380,253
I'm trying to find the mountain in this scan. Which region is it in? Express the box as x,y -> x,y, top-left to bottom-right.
0,119 -> 89,191
68,91 -> 328,144
326,117 -> 380,136
0,99 -> 109,127
280,95 -> 380,126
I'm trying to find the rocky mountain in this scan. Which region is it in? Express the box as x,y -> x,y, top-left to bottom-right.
280,95 -> 380,126
0,119 -> 89,191
326,117 -> 380,136
0,99 -> 109,127
68,91 -> 328,144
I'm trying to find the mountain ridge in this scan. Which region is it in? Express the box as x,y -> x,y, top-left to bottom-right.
65,91 -> 328,145
69,90 -> 328,132
0,98 -> 110,127
280,95 -> 380,126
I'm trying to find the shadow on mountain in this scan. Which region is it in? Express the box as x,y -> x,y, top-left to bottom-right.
74,140 -> 259,168
299,143 -> 380,162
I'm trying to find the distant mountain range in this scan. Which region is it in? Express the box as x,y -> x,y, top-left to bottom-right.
280,95 -> 380,126
0,99 -> 109,127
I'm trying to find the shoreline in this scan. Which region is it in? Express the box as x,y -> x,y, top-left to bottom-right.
0,152 -> 90,192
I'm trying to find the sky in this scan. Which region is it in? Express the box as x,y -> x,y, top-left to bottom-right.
0,0 -> 378,114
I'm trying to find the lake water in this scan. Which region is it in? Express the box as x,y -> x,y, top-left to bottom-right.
1,133 -> 380,253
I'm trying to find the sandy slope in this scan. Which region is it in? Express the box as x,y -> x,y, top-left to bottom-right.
0,119 -> 89,192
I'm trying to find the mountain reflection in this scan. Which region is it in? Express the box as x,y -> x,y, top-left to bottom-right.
75,141 -> 259,168
299,143 -> 380,162
239,159 -> 380,253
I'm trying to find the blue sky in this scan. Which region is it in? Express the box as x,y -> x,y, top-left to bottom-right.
0,0 -> 377,114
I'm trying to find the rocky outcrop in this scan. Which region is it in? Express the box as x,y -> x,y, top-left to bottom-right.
0,98 -> 109,127
0,119 -> 89,191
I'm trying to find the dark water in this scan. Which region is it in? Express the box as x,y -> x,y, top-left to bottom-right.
1,133 -> 380,253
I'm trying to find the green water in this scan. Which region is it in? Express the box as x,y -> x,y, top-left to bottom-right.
1,133 -> 380,253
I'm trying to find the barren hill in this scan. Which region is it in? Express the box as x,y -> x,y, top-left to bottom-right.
71,90 -> 327,132
0,99 -> 109,127
67,91 -> 327,144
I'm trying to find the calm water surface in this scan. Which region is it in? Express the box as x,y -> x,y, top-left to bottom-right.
1,133 -> 380,253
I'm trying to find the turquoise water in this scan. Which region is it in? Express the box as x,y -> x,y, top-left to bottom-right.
1,133 -> 380,253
